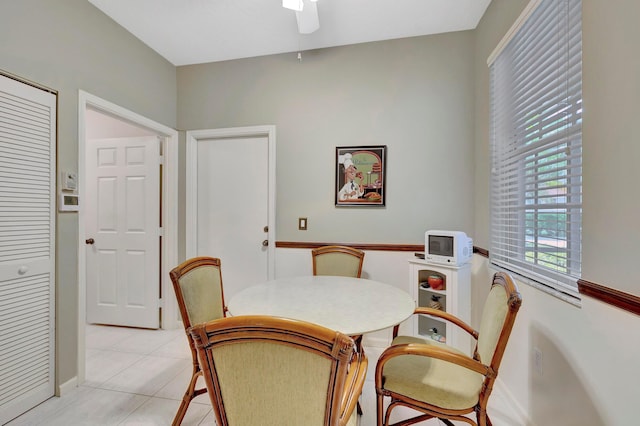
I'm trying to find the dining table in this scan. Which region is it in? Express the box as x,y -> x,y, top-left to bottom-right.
227,275 -> 415,337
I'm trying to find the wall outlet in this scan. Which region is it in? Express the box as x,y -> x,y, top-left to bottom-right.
533,347 -> 543,376
298,217 -> 307,230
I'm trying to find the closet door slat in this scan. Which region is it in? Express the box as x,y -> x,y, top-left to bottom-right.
0,74 -> 56,425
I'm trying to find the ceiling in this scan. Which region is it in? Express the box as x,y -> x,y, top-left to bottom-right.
88,0 -> 491,66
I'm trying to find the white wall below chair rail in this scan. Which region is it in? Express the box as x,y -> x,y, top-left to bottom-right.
474,255 -> 640,426
275,248 -> 537,422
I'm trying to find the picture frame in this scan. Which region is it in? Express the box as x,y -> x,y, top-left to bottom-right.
335,145 -> 386,207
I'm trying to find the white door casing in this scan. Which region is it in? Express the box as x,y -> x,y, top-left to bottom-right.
0,74 -> 56,424
77,90 -> 179,387
186,126 -> 276,300
85,136 -> 160,329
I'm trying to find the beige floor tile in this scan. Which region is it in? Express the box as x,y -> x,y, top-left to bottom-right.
197,409 -> 216,425
85,325 -> 139,350
38,388 -> 148,426
99,355 -> 189,396
153,333 -> 192,359
5,387 -> 84,426
85,349 -> 145,388
8,325 -> 520,426
153,364 -> 210,405
110,328 -> 184,355
119,396 -> 211,426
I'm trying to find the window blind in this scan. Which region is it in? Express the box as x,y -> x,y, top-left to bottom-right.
489,0 -> 582,299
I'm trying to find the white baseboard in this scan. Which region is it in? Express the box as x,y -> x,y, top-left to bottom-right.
57,376 -> 78,397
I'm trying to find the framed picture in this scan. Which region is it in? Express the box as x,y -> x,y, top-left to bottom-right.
335,145 -> 386,207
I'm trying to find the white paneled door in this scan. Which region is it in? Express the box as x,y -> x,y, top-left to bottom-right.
187,127 -> 276,300
0,75 -> 56,424
85,137 -> 160,329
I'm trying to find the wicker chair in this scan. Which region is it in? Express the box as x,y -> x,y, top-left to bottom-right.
169,256 -> 228,426
312,245 -> 364,278
375,271 -> 522,426
311,244 -> 366,415
189,315 -> 368,426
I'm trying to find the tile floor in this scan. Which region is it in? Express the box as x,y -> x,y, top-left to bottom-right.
6,325 -> 522,426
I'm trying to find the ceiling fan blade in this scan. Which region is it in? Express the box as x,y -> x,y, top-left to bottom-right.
295,1 -> 319,34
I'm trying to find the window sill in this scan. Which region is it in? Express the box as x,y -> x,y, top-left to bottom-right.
476,245 -> 640,315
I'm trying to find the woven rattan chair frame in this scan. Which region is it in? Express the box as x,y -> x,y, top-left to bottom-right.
375,271 -> 522,426
312,245 -> 365,278
189,315 -> 367,426
169,256 -> 227,426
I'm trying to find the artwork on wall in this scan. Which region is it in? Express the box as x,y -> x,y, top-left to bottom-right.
335,145 -> 386,207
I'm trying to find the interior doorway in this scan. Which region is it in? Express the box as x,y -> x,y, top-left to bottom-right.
84,133 -> 161,329
185,126 -> 276,299
77,91 -> 179,384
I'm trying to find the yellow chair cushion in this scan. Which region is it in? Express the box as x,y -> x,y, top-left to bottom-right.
314,252 -> 361,277
477,285 -> 508,365
381,335 -> 484,410
179,266 -> 225,325
212,341 -> 335,425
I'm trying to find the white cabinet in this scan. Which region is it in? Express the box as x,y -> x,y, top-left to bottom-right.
409,258 -> 471,354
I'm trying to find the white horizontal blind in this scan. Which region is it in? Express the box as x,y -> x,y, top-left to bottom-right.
0,74 -> 56,424
489,0 -> 582,298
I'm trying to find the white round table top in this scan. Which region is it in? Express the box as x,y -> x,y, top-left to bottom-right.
227,275 -> 415,336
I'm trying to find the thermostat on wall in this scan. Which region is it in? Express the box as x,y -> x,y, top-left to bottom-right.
60,170 -> 78,191
59,193 -> 79,212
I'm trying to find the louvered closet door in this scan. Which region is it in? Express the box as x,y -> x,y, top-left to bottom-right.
0,75 -> 56,425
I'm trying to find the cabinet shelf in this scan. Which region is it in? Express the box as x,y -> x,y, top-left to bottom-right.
417,332 -> 447,344
417,312 -> 445,321
418,286 -> 446,296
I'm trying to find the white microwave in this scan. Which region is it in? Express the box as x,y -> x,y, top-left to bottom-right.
424,230 -> 473,266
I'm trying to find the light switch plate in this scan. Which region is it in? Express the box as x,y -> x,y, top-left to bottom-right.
298,217 -> 307,230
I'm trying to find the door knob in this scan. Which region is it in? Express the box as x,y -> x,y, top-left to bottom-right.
262,239 -> 269,247
86,238 -> 95,245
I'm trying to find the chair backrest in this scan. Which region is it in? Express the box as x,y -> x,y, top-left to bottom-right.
312,245 -> 364,278
190,315 -> 361,426
170,256 -> 227,329
475,271 -> 522,400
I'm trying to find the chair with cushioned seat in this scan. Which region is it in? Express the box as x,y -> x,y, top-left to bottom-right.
375,271 -> 522,426
311,245 -> 366,344
312,245 -> 365,278
311,245 -> 366,415
189,315 -> 368,426
169,256 -> 228,426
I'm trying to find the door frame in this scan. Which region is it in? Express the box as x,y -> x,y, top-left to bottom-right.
185,126 -> 276,279
77,91 -> 179,384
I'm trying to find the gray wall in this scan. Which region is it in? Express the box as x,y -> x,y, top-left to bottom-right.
3,1 -> 639,421
177,33 -> 476,245
0,0 -> 177,387
581,0 -> 640,297
473,0 -> 640,297
472,1 -> 640,424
